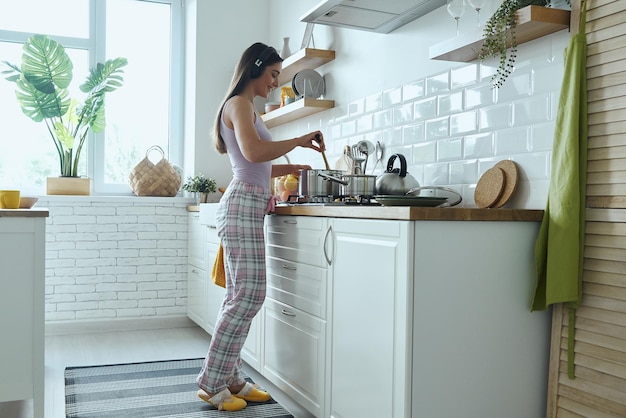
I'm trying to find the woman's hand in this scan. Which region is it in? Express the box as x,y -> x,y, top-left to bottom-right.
298,131 -> 325,153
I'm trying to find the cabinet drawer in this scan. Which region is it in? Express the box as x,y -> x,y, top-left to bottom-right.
188,214 -> 208,268
266,215 -> 328,267
266,256 -> 326,319
187,265 -> 208,328
206,225 -> 219,245
263,298 -> 325,417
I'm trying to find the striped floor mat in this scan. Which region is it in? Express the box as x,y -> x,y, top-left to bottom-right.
65,358 -> 294,418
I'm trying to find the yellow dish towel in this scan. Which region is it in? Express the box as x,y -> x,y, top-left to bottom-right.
211,242 -> 226,288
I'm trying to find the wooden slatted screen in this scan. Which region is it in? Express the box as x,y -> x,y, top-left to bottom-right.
547,0 -> 626,416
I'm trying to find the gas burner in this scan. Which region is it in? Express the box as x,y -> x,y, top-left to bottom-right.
336,195 -> 380,205
284,195 -> 335,204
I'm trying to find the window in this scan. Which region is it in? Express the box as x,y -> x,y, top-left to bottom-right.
0,0 -> 183,195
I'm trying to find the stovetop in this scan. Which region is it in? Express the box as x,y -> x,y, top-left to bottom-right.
278,195 -> 381,206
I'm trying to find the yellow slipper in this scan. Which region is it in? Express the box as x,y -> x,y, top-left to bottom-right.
233,382 -> 271,402
197,388 -> 247,411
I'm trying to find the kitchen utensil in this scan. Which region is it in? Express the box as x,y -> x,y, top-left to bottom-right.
405,186 -> 462,207
374,195 -> 447,207
357,140 -> 374,173
351,145 -> 366,174
315,133 -> 331,170
474,167 -> 505,208
318,173 -> 377,197
491,160 -> 519,208
298,169 -> 343,197
334,145 -> 354,173
371,140 -> 384,173
375,153 -> 420,195
292,69 -> 325,98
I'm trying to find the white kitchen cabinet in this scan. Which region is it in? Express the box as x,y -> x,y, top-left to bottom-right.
262,212 -> 550,418
326,218 -> 413,418
0,213 -> 47,418
264,215 -> 329,417
187,213 -> 209,329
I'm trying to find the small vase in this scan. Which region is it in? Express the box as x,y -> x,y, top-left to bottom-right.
280,37 -> 291,59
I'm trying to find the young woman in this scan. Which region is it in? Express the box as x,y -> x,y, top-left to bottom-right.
196,42 -> 325,411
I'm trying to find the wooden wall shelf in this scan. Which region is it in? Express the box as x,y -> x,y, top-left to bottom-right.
429,5 -> 571,62
262,48 -> 336,128
262,98 -> 335,129
278,48 -> 335,86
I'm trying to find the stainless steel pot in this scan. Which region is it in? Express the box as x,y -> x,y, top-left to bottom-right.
318,172 -> 377,197
298,169 -> 343,197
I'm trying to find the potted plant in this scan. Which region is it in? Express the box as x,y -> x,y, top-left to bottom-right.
479,0 -> 570,88
1,34 -> 127,194
183,173 -> 217,204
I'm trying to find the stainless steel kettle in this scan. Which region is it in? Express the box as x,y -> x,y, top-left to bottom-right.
375,153 -> 420,195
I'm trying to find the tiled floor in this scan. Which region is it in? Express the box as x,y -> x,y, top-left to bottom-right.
0,325 -> 313,418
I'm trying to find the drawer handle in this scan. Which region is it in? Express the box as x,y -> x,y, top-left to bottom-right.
283,219 -> 297,224
281,264 -> 297,271
281,309 -> 296,317
191,269 -> 200,274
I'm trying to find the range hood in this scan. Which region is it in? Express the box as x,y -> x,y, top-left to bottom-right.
300,0 -> 446,34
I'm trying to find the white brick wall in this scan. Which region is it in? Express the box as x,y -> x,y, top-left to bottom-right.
39,196 -> 192,324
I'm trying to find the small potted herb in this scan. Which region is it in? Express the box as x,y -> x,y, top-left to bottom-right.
183,173 -> 217,204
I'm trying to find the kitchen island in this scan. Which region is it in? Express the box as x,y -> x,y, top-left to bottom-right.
0,208 -> 48,418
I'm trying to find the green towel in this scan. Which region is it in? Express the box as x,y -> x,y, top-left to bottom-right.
532,4 -> 588,378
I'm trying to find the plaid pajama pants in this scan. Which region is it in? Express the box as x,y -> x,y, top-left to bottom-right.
196,180 -> 271,393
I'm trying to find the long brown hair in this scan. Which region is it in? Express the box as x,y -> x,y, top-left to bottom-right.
213,42 -> 283,154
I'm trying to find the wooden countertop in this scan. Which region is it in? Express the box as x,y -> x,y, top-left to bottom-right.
272,205 -> 543,221
0,208 -> 49,218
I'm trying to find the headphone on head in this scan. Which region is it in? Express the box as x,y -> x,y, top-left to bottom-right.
251,46 -> 276,78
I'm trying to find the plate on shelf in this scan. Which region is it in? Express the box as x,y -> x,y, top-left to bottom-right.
374,195 -> 448,207
292,69 -> 325,99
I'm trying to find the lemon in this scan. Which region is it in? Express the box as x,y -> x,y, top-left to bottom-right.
284,174 -> 299,192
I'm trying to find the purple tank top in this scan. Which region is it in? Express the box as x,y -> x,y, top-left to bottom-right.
220,101 -> 272,189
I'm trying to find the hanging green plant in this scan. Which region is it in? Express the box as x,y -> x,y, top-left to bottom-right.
479,0 -> 556,88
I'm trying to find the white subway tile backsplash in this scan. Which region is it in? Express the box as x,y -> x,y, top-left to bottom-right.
423,163 -> 450,185
495,126 -> 531,155
356,113 -> 374,132
403,80 -> 425,101
530,122 -> 556,152
349,98 -> 365,116
425,117 -> 449,141
383,87 -> 403,107
464,132 -> 494,159
465,84 -> 495,110
412,141 -> 437,164
365,92 -> 383,113
394,103 -> 414,124
437,138 -> 463,161
439,91 -> 464,115
450,111 -> 478,136
413,97 -> 437,120
450,160 -> 479,184
403,122 -> 425,144
513,94 -> 551,126
426,72 -> 450,96
479,103 -> 512,131
373,108 -> 393,130
451,64 -> 479,89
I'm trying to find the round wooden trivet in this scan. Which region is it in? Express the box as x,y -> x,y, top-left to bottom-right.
492,160 -> 519,208
474,167 -> 505,208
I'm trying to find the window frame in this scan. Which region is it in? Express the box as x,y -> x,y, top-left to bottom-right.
0,0 -> 184,195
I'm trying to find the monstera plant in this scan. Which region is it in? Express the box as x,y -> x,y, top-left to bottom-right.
2,34 -> 127,177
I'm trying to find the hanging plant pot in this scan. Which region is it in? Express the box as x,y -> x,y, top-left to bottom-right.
46,177 -> 91,196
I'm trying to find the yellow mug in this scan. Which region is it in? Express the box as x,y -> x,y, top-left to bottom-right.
0,190 -> 21,209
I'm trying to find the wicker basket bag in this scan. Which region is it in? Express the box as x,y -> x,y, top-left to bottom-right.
129,146 -> 181,196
